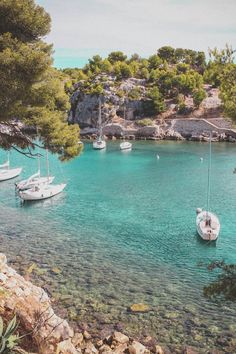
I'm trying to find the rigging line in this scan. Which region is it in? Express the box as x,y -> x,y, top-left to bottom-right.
206,132 -> 212,216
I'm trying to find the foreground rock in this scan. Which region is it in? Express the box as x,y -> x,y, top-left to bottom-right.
0,253 -> 78,354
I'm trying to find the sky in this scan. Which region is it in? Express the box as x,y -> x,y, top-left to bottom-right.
36,0 -> 236,69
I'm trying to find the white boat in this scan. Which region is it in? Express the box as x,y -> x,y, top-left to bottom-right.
196,209 -> 220,241
0,155 -> 22,181
196,134 -> 220,241
0,167 -> 22,181
120,141 -> 132,150
16,172 -> 54,191
119,97 -> 132,151
93,98 -> 106,150
16,155 -> 54,191
19,183 -> 66,201
93,139 -> 106,150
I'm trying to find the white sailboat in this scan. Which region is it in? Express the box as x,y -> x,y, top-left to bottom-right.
120,97 -> 132,151
16,154 -> 54,191
0,154 -> 22,181
93,98 -> 106,150
196,134 -> 220,241
18,149 -> 66,201
18,183 -> 66,201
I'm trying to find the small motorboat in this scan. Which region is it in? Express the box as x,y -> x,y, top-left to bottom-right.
19,183 -> 66,201
120,141 -> 132,150
196,209 -> 220,241
93,138 -> 106,150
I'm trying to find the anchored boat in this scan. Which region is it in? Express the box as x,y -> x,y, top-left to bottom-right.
16,154 -> 54,191
196,134 -> 220,241
18,183 -> 66,201
93,98 -> 106,150
120,97 -> 132,151
0,155 -> 22,181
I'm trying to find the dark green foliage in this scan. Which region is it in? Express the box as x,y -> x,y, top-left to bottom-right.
220,63 -> 236,121
157,46 -> 175,63
136,118 -> 154,126
0,0 -> 51,41
114,62 -> 133,79
193,89 -> 207,107
148,54 -> 162,70
143,87 -> 165,116
0,0 -> 82,160
63,45 -> 234,123
128,87 -> 142,100
204,261 -> 236,301
108,51 -> 127,64
204,45 -> 235,87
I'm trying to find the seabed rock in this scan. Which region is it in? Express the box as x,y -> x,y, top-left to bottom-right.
129,303 -> 150,313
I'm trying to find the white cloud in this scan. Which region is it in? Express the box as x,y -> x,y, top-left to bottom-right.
37,0 -> 236,58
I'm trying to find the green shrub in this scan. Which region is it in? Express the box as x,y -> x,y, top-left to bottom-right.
136,118 -> 154,126
0,315 -> 20,353
128,87 -> 142,100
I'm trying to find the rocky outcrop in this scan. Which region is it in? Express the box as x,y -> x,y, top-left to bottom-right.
69,77 -> 146,128
0,253 -> 78,354
103,124 -> 124,137
136,126 -> 163,139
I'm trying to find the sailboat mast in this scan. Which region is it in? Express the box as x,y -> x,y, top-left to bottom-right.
7,151 -> 10,170
37,154 -> 41,176
206,132 -> 212,214
98,97 -> 102,138
46,149 -> 49,180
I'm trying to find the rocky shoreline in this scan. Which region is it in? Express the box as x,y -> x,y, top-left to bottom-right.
81,118 -> 236,144
0,253 -> 168,354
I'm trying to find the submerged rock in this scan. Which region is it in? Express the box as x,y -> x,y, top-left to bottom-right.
129,303 -> 150,313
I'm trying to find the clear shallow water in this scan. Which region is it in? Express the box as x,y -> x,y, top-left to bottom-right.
0,141 -> 236,353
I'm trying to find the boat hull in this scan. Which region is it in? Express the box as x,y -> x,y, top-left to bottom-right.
196,210 -> 220,241
0,168 -> 22,181
120,142 -> 132,150
19,183 -> 66,201
16,176 -> 55,191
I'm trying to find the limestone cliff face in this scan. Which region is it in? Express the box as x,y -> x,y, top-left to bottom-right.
68,77 -> 147,128
68,76 -> 223,131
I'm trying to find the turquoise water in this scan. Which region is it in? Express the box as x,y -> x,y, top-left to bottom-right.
0,141 -> 236,352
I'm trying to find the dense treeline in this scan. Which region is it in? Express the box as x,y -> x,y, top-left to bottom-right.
62,45 -> 236,121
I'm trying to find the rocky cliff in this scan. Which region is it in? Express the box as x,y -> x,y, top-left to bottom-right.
68,77 -> 236,142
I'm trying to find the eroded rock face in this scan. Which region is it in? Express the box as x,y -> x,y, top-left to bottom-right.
136,126 -> 163,138
69,77 -> 147,128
